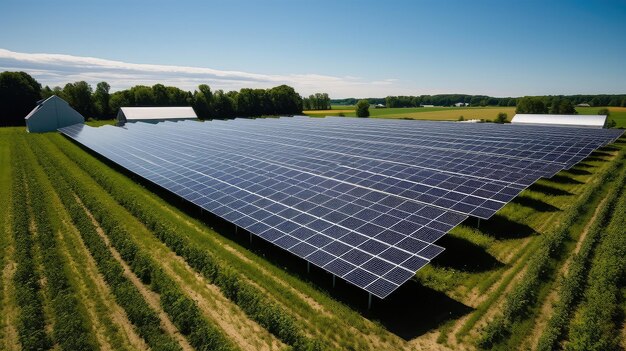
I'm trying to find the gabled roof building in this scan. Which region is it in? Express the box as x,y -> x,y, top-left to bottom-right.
117,107 -> 198,124
25,95 -> 84,133
511,114 -> 607,129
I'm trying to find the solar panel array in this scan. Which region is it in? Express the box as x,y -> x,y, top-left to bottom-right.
59,117 -> 623,298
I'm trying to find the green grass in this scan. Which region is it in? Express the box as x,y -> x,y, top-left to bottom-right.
576,106 -> 626,128
85,119 -> 115,127
0,129 -> 14,348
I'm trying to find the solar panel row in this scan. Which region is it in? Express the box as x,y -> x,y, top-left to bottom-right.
59,117 -> 623,298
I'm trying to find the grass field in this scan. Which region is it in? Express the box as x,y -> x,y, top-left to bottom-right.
1,124 -> 624,351
304,106 -> 516,121
576,106 -> 626,128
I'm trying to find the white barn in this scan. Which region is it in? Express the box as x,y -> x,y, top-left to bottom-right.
511,114 -> 608,129
25,95 -> 84,133
117,107 -> 198,124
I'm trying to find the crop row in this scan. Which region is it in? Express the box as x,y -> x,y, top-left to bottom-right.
28,139 -> 183,351
478,148 -> 624,348
565,164 -> 626,351
22,143 -> 97,350
30,137 -> 237,351
46,135 -> 326,350
10,141 -> 50,350
536,154 -> 626,351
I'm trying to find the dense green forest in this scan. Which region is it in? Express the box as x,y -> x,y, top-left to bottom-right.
0,71 -> 305,126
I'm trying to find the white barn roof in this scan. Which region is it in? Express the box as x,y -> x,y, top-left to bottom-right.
25,95 -> 84,133
117,107 -> 198,123
511,114 -> 607,129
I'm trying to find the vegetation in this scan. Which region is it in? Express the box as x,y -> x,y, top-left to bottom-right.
11,145 -> 50,350
23,141 -> 97,350
37,135 -> 323,351
1,71 -> 304,124
536,156 -> 626,350
0,71 -> 42,126
566,180 -> 626,350
516,96 -> 549,114
303,93 -> 331,110
478,149 -> 624,349
494,112 -> 507,123
355,99 -> 370,117
333,94 -> 626,108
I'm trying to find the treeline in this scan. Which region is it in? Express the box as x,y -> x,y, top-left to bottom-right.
515,96 -> 576,114
0,71 -> 305,126
332,94 -> 626,108
331,97 -> 385,105
302,93 -> 331,110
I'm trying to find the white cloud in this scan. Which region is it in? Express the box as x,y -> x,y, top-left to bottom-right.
0,48 -> 410,98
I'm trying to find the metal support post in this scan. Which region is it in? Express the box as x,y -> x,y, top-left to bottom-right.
307,262 -> 310,273
367,293 -> 372,310
332,275 -> 336,288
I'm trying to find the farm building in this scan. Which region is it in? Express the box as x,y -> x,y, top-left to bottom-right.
24,95 -> 84,133
454,102 -> 469,107
511,114 -> 607,128
116,106 -> 198,124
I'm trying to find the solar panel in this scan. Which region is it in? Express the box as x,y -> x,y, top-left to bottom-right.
59,117 -> 623,298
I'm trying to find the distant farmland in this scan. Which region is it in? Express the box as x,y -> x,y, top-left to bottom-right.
304,106 -> 626,126
304,106 -> 516,120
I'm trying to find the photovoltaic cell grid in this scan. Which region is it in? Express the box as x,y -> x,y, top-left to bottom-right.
58,117 -> 623,298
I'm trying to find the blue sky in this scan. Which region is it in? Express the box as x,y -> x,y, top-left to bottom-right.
0,0 -> 625,98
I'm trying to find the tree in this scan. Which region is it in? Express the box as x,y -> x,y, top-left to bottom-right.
515,96 -> 548,114
212,90 -> 236,118
62,81 -> 94,117
494,112 -> 508,123
355,99 -> 370,117
0,71 -> 42,126
557,99 -> 576,114
93,82 -> 111,118
131,85 -> 155,105
597,108 -> 610,117
268,85 -> 302,115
